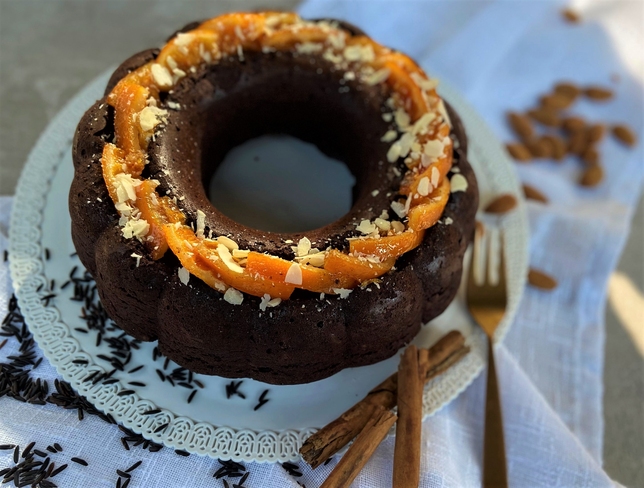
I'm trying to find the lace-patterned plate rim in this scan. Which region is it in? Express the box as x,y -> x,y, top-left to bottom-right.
8,68 -> 528,463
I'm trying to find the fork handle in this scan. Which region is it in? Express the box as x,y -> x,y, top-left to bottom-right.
483,338 -> 508,488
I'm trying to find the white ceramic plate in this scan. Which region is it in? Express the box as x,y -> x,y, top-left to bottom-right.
9,70 -> 529,463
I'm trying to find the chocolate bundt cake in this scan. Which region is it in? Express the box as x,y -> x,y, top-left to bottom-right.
70,12 -> 478,385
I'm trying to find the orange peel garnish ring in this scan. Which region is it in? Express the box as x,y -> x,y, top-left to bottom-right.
69,13 -> 479,383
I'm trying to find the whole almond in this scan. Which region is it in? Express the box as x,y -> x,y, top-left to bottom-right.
542,134 -> 567,161
528,108 -> 561,127
562,116 -> 586,133
582,146 -> 599,166
554,82 -> 581,100
561,8 -> 581,23
506,142 -> 532,162
584,86 -> 613,101
540,93 -> 574,111
507,112 -> 534,139
586,124 -> 605,143
612,124 -> 637,147
528,268 -> 558,290
522,184 -> 548,203
484,194 -> 518,214
525,138 -> 551,158
580,164 -> 604,187
567,130 -> 589,156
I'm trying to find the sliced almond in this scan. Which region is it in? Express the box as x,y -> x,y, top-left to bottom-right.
522,184 -> 548,203
507,112 -> 534,139
527,108 -> 560,127
561,8 -> 581,23
586,124 -> 605,143
612,124 -> 637,147
554,82 -> 581,100
506,142 -> 532,162
579,164 -> 603,187
584,86 -> 613,101
562,116 -> 586,133
528,268 -> 558,290
484,194 -> 517,214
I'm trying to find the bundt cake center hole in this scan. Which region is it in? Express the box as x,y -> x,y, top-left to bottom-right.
208,135 -> 355,233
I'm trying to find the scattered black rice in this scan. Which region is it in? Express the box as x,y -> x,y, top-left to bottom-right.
0,444 -> 15,450
46,446 -> 57,454
281,461 -> 303,477
225,381 -> 245,400
0,440 -> 62,488
187,389 -> 197,404
44,248 -> 51,261
253,389 -> 270,411
116,389 -> 135,397
53,443 -> 62,452
153,422 -> 169,434
323,457 -> 334,466
116,469 -> 131,479
214,459 -> 246,479
70,457 -> 88,466
3,250 -> 7,262
128,381 -> 146,387
118,426 -> 163,453
128,365 -> 144,374
142,409 -> 161,416
175,450 -> 190,457
50,464 -> 67,477
125,460 -> 142,473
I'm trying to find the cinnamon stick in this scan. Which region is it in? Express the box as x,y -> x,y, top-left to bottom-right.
320,407 -> 397,488
392,345 -> 423,487
300,330 -> 468,468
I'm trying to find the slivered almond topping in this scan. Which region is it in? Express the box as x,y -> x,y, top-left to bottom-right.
178,267 -> 190,285
332,288 -> 352,299
232,249 -> 250,259
151,64 -> 173,88
374,218 -> 391,232
417,177 -> 431,196
391,221 -> 405,234
223,288 -> 244,305
296,237 -> 312,257
285,263 -> 303,285
356,220 -> 377,235
216,235 -> 239,251
450,174 -> 468,193
217,244 -> 244,273
195,210 -> 206,238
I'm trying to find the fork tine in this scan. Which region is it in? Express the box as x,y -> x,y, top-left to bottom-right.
467,223 -> 484,293
497,231 -> 508,296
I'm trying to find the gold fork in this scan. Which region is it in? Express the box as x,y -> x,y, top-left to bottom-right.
466,227 -> 508,488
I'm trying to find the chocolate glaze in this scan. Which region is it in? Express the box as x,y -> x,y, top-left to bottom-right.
70,20 -> 478,384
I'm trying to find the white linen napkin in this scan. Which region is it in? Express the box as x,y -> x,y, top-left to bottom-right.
2,0 -> 643,486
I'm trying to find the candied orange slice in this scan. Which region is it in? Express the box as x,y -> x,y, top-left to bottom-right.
382,60 -> 427,121
163,224 -> 227,292
324,250 -> 396,281
199,13 -> 266,52
263,25 -> 330,50
407,179 -> 451,232
164,225 -> 294,299
156,29 -> 220,70
245,252 -> 357,294
136,180 -> 185,260
349,230 -> 424,260
101,144 -> 127,205
110,82 -> 149,158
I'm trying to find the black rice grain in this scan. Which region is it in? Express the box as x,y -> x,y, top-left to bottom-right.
70,457 -> 88,466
